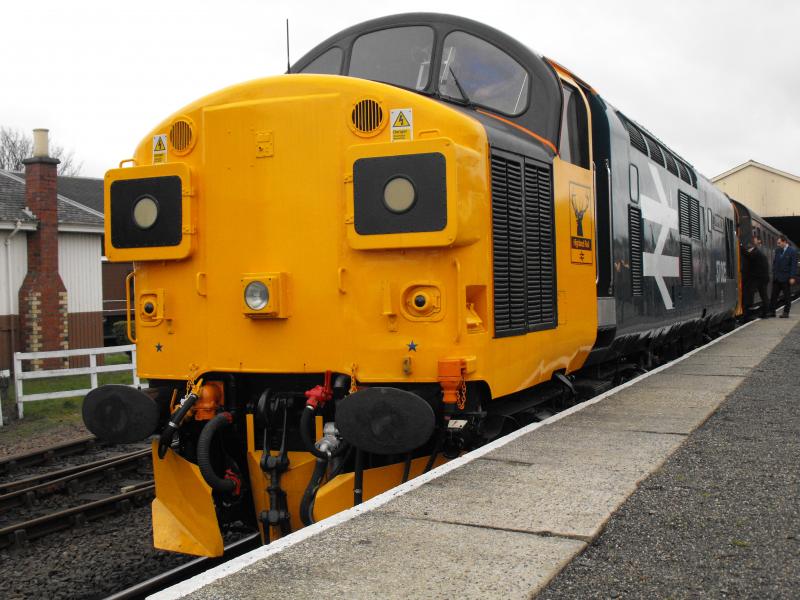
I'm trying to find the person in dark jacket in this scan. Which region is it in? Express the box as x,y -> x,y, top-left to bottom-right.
746,236 -> 770,318
769,235 -> 797,318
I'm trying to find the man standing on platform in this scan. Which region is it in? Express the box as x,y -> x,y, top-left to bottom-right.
747,236 -> 770,318
770,235 -> 797,318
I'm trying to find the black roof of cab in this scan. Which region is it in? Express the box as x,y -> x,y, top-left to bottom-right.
291,13 -> 562,153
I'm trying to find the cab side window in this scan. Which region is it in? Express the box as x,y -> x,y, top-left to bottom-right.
300,47 -> 343,75
559,84 -> 589,169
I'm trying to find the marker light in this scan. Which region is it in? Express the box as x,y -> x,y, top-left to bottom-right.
383,177 -> 416,213
244,281 -> 269,310
132,195 -> 159,229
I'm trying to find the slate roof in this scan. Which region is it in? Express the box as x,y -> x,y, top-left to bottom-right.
0,170 -> 103,229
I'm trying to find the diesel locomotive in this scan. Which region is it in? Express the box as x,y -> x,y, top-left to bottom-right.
82,13 -> 790,556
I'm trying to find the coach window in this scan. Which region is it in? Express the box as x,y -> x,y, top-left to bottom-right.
349,26 -> 434,91
300,47 -> 343,74
438,31 -> 529,116
558,83 -> 590,169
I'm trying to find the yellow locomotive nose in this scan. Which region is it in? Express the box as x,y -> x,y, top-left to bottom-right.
106,74 -> 489,385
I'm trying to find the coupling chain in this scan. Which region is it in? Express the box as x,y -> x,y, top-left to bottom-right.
456,376 -> 467,411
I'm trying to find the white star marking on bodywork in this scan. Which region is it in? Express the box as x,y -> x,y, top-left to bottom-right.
639,164 -> 679,310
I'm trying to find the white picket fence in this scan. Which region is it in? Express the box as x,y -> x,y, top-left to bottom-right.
6,345 -> 142,423
0,369 -> 8,427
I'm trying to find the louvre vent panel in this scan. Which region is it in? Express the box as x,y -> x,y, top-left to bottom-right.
664,152 -> 679,177
689,197 -> 701,240
678,191 -> 691,237
618,112 -> 697,188
643,134 -> 665,167
524,161 -> 556,328
680,243 -> 693,287
677,161 -> 691,184
629,206 -> 643,296
491,151 -> 556,337
623,119 -> 648,155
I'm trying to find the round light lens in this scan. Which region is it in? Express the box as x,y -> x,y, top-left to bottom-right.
133,196 -> 159,229
383,177 -> 416,214
244,281 -> 269,311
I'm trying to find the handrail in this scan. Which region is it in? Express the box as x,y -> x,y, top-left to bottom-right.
125,270 -> 137,343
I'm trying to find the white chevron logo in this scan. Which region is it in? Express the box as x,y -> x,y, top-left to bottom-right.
639,164 -> 679,310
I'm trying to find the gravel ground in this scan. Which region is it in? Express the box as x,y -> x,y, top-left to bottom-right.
537,322 -> 800,600
0,504 -> 193,600
0,420 -> 91,456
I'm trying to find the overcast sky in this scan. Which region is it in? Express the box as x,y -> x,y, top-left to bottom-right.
4,0 -> 798,180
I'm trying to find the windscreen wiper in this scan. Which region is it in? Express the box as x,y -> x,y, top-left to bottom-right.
448,66 -> 475,109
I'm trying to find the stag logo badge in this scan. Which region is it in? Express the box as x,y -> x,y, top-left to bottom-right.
569,182 -> 593,265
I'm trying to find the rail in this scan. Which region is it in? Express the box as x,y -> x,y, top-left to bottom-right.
10,345 -> 142,421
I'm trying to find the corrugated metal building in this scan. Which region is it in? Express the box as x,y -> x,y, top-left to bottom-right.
712,160 -> 800,243
0,170 -> 104,370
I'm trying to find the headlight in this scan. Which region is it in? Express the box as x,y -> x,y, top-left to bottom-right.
244,281 -> 269,310
132,195 -> 159,229
383,177 -> 416,213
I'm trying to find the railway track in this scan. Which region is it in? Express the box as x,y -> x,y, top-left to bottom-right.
0,446 -> 154,550
0,448 -> 150,509
0,482 -> 155,550
104,533 -> 263,600
0,435 -> 104,476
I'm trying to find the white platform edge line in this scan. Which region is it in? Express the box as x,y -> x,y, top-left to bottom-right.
149,318 -> 759,600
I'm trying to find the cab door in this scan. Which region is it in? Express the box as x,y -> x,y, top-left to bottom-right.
551,74 -> 598,364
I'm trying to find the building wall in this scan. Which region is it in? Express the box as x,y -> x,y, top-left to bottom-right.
0,232 -> 27,370
0,232 -> 104,370
59,233 -> 103,365
714,165 -> 800,217
59,233 -> 103,314
0,232 -> 28,315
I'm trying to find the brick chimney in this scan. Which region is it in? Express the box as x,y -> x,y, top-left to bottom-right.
18,129 -> 69,369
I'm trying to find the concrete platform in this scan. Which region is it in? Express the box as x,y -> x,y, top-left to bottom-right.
152,314 -> 798,600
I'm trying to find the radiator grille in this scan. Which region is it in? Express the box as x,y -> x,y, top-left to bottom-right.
629,206 -> 643,296
680,242 -> 693,286
491,151 -> 556,336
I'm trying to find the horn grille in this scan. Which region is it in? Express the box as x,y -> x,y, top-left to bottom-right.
169,118 -> 195,154
350,99 -> 385,136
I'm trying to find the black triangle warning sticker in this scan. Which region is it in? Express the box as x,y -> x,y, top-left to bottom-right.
154,137 -> 166,152
393,112 -> 410,128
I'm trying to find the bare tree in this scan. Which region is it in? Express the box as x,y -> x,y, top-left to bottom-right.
0,127 -> 83,176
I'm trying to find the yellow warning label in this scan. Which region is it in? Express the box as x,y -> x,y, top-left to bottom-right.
390,108 -> 413,142
393,112 -> 410,128
152,134 -> 168,164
